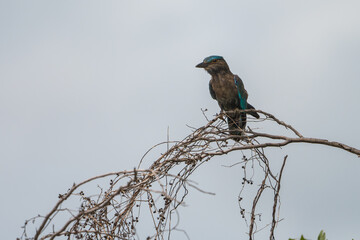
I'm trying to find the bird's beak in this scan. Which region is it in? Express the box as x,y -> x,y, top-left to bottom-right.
196,62 -> 208,68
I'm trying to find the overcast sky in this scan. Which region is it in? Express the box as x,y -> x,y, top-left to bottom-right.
1,0 -> 360,239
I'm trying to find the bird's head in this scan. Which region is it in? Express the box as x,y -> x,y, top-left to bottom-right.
196,55 -> 230,75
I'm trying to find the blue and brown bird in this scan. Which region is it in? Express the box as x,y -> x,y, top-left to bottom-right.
196,55 -> 260,140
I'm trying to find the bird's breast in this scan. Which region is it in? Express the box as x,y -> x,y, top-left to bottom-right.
211,78 -> 239,110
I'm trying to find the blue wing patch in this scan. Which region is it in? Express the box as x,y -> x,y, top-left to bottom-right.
234,76 -> 247,110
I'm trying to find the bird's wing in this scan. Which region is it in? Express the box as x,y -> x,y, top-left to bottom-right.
209,81 -> 217,100
246,103 -> 260,119
234,75 -> 248,110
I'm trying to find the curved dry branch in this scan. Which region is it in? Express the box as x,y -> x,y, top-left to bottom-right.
19,110 -> 359,240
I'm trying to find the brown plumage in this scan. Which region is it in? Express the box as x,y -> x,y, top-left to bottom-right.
196,55 -> 259,140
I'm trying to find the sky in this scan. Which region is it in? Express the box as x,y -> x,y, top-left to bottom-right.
1,0 -> 360,239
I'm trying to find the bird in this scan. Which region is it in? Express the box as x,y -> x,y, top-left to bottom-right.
196,55 -> 260,140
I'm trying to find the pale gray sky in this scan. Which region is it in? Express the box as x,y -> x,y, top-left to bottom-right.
1,0 -> 360,239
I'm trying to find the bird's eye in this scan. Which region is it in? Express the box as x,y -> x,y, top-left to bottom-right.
212,59 -> 217,63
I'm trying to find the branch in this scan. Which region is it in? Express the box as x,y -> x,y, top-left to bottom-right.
270,155 -> 287,240
20,109 -> 359,240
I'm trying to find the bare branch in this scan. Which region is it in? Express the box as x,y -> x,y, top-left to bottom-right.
19,110 -> 359,240
270,155 -> 287,240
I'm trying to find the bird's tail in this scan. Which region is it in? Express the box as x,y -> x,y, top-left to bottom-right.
246,103 -> 260,119
227,111 -> 246,141
226,103 -> 259,141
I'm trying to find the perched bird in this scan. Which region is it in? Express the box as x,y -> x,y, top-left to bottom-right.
196,55 -> 260,140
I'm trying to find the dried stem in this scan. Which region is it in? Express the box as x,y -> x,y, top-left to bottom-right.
270,155 -> 287,240
19,109 -> 360,240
